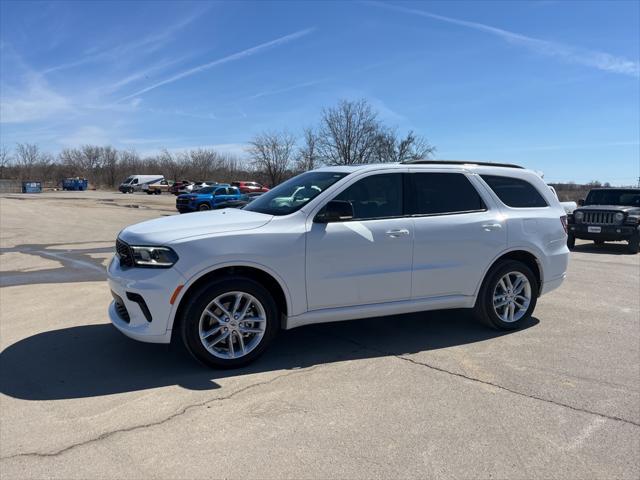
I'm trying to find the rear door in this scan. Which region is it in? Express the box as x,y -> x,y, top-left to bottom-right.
305,172 -> 414,310
408,171 -> 507,299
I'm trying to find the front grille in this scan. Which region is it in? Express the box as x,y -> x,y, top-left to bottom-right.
582,211 -> 618,225
111,291 -> 130,323
116,238 -> 134,267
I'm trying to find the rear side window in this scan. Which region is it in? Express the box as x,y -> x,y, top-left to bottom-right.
481,175 -> 548,208
408,173 -> 486,215
334,173 -> 403,220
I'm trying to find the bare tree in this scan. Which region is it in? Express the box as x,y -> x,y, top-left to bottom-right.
0,145 -> 11,178
101,146 -> 118,187
188,148 -> 220,180
15,143 -> 41,181
296,127 -> 320,172
372,129 -> 435,163
316,99 -> 382,165
248,131 -> 296,186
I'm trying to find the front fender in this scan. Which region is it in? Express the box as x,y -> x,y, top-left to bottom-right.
165,260 -> 293,333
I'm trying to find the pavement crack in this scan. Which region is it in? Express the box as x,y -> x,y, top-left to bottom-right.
1,366 -> 320,462
316,329 -> 640,428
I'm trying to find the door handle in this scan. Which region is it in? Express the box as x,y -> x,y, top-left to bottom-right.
385,228 -> 410,238
482,223 -> 502,231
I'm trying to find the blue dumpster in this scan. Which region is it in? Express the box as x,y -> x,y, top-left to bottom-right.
62,177 -> 89,191
21,181 -> 42,193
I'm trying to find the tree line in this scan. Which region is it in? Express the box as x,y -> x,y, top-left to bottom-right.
0,99 -> 435,189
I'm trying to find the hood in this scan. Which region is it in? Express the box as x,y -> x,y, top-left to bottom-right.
119,208 -> 273,245
577,205 -> 640,213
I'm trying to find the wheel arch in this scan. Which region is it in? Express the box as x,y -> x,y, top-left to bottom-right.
476,248 -> 543,298
169,263 -> 291,337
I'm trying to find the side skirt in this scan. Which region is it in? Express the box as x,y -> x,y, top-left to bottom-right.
285,295 -> 474,330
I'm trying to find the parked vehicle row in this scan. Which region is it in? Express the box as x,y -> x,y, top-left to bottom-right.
118,175 -> 270,196
108,160 -> 569,368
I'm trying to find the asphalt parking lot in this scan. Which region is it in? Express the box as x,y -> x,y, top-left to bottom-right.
1,191 -> 638,479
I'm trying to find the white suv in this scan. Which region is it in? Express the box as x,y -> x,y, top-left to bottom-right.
108,161 -> 569,367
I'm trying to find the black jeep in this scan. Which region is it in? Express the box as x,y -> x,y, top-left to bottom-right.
567,188 -> 640,254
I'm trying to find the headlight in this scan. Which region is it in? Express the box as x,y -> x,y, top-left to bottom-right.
614,212 -> 624,222
574,211 -> 584,222
131,246 -> 178,267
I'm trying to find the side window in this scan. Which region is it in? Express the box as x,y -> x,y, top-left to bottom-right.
408,173 -> 486,215
132,178 -> 138,184
481,175 -> 548,208
215,188 -> 226,196
333,173 -> 402,220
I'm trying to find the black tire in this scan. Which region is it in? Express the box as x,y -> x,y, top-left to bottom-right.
146,191 -> 153,195
474,259 -> 538,331
128,187 -> 134,194
629,234 -> 640,254
155,190 -> 162,195
180,277 -> 279,368
594,240 -> 605,246
567,233 -> 575,250
198,203 -> 210,211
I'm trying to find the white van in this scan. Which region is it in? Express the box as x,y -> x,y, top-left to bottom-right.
118,175 -> 164,193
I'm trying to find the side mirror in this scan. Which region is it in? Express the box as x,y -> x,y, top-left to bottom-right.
578,199 -> 585,206
315,200 -> 354,223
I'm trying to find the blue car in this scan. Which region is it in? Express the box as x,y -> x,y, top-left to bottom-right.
176,185 -> 246,213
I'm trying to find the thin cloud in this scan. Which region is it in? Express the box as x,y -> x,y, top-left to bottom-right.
42,6 -> 208,74
245,78 -> 330,100
366,1 -> 639,77
118,28 -> 316,101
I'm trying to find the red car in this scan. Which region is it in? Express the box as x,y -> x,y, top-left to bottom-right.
169,181 -> 193,195
231,181 -> 269,194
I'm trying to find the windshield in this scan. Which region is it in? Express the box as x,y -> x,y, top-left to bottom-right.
196,187 -> 216,194
244,171 -> 349,215
585,189 -> 640,207
123,176 -> 133,184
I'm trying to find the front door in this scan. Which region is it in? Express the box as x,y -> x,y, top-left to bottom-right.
305,172 -> 413,310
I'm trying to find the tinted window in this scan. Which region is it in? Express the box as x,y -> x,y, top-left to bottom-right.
214,187 -> 227,195
334,173 -> 402,220
481,175 -> 548,208
408,173 -> 486,215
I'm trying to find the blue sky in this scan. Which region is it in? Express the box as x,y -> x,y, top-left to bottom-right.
0,0 -> 638,184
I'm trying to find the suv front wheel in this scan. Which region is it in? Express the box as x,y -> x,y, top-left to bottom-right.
474,260 -> 538,330
180,277 -> 278,368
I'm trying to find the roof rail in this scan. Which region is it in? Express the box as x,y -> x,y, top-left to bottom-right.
401,159 -> 524,169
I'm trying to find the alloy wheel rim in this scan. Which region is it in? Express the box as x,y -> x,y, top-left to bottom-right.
198,291 -> 267,359
492,271 -> 531,323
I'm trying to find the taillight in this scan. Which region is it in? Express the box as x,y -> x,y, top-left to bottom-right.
560,215 -> 568,234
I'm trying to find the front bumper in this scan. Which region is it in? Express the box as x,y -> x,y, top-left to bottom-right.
569,223 -> 639,241
107,255 -> 186,344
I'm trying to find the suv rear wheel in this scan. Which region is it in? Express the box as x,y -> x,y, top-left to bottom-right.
180,277 -> 278,368
474,260 -> 538,330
